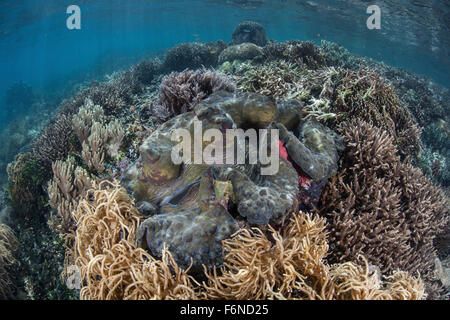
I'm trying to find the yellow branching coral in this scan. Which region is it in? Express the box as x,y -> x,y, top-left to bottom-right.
0,224 -> 18,300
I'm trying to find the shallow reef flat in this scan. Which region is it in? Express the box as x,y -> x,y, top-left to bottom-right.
1,21 -> 449,300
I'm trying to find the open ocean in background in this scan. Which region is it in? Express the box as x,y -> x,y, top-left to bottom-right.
0,0 -> 449,130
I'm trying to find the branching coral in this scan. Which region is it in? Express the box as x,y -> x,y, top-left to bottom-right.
162,41 -> 227,72
7,152 -> 49,218
150,68 -> 236,121
229,60 -> 309,101
202,212 -> 425,300
319,120 -> 449,298
330,67 -> 422,159
0,224 -> 18,299
263,40 -> 326,68
32,114 -> 74,169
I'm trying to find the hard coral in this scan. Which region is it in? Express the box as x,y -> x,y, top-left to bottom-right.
232,21 -> 267,47
150,68 -> 236,121
7,152 -> 50,218
218,43 -> 264,64
0,224 -> 18,299
330,67 -> 422,159
263,40 -> 326,69
162,41 -> 227,72
319,120 -> 449,298
32,114 -> 74,169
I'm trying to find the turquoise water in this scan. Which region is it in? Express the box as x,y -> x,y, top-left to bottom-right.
0,0 -> 449,129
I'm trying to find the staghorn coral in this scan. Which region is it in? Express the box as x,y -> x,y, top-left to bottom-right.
227,60 -> 309,101
162,41 -> 227,72
0,224 -> 18,300
232,21 -> 267,47
202,212 -> 425,300
330,67 -> 422,159
72,180 -> 199,300
150,68 -> 236,121
263,40 -> 327,69
319,120 -> 449,298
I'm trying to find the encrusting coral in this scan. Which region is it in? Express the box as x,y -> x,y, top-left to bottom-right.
0,224 -> 18,299
318,119 -> 449,297
68,181 -> 425,300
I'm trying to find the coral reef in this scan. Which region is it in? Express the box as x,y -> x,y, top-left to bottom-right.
7,152 -> 50,218
318,120 -> 449,298
6,24 -> 449,301
150,68 -> 236,121
203,212 -> 425,300
330,67 -> 422,159
218,43 -> 264,64
263,41 -> 326,68
47,158 -> 93,234
69,182 -> 424,300
231,21 -> 267,47
72,180 -> 200,300
162,41 -> 227,72
124,90 -> 343,269
0,224 -> 18,299
32,114 -> 74,169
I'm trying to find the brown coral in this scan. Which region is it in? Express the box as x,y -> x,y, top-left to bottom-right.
0,224 -> 18,299
319,120 -> 449,297
330,67 -> 422,159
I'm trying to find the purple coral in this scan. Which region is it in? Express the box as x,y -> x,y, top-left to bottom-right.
150,68 -> 236,121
